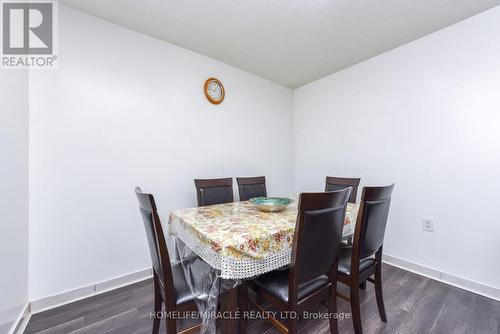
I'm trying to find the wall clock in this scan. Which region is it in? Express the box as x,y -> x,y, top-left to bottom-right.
204,78 -> 225,104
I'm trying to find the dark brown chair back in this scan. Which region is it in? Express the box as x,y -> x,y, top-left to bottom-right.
325,176 -> 361,203
135,187 -> 174,301
236,176 -> 267,201
194,178 -> 234,207
353,184 -> 395,260
290,188 -> 352,286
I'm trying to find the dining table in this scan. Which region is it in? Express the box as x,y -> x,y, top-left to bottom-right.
168,196 -> 359,334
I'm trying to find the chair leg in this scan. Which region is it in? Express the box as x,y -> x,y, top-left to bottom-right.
359,281 -> 366,290
153,278 -> 162,334
328,283 -> 338,334
350,284 -> 363,334
238,284 -> 248,334
374,262 -> 387,322
166,318 -> 177,334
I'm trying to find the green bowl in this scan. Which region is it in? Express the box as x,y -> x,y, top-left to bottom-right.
249,197 -> 294,212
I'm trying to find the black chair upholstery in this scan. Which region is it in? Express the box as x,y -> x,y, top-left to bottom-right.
194,178 -> 234,207
169,262 -> 193,305
253,270 -> 328,303
294,204 -> 347,283
358,193 -> 392,259
237,176 -> 267,201
337,247 -> 375,275
199,186 -> 232,206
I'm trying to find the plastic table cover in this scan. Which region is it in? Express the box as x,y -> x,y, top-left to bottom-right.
169,199 -> 359,333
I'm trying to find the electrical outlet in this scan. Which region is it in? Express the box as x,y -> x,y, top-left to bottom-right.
422,217 -> 434,232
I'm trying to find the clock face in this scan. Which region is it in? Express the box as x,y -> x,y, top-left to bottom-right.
208,80 -> 222,100
204,78 -> 225,104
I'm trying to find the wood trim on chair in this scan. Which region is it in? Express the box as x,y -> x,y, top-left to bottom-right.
245,190 -> 352,334
336,184 -> 394,334
136,187 -> 204,334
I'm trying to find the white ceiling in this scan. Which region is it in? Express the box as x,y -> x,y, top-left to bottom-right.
59,0 -> 500,88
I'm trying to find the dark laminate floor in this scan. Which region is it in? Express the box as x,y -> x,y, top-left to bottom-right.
25,264 -> 500,334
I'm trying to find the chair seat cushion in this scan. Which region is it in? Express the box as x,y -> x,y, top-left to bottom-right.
337,247 -> 375,275
253,269 -> 328,303
171,262 -> 195,305
167,257 -> 211,306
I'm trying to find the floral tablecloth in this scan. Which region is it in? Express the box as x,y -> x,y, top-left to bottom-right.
169,199 -> 359,279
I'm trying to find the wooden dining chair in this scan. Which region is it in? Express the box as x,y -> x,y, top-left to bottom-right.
135,187 -> 206,334
242,188 -> 352,334
194,178 -> 234,207
236,176 -> 267,201
336,184 -> 395,334
325,176 -> 361,203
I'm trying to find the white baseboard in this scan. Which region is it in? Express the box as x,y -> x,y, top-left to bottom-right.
30,268 -> 153,314
25,257 -> 500,323
383,254 -> 500,301
9,303 -> 30,334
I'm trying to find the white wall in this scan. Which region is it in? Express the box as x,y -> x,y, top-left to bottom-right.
294,7 -> 500,289
26,1 -> 500,303
0,72 -> 29,332
29,5 -> 294,301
